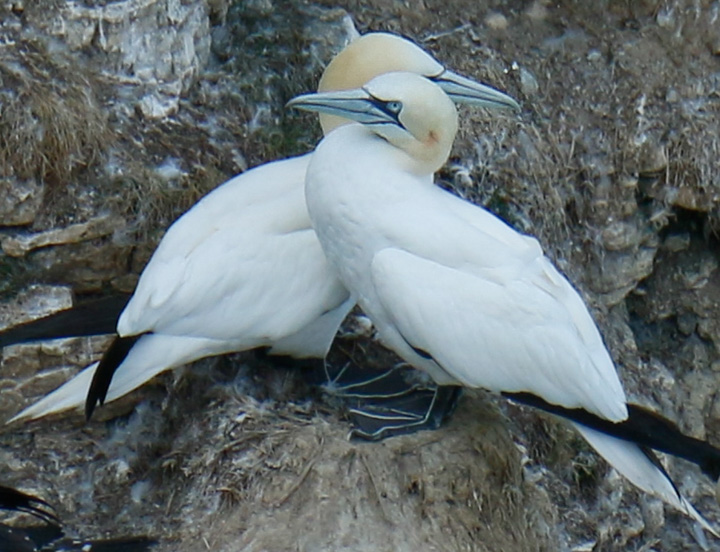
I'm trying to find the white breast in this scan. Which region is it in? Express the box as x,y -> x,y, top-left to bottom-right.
305,124 -> 627,421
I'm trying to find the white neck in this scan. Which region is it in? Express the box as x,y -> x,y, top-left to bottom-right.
305,125 -> 434,298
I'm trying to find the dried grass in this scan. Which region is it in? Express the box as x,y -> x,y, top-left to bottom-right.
0,39 -> 109,185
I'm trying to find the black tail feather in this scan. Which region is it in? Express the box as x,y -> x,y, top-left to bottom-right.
0,294 -> 131,348
1,525 -> 157,552
85,335 -> 142,421
0,523 -> 57,552
504,392 -> 720,481
0,484 -> 157,550
40,535 -> 157,551
0,485 -> 59,525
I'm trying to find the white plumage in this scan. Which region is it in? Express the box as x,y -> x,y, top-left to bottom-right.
117,155 -> 349,355
291,71 -> 717,533
11,33 -> 519,422
304,120 -> 626,420
573,423 -> 712,530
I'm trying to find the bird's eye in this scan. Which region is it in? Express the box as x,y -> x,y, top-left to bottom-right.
385,101 -> 402,114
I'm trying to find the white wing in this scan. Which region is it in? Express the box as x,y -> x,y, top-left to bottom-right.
117,154 -> 349,353
10,333 -> 239,422
370,247 -> 627,422
12,154 -> 356,422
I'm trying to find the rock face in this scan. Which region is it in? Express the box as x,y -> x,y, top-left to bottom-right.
31,0 -> 212,119
1,1 -> 720,551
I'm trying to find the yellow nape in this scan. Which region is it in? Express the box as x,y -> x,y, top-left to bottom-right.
317,33 -> 443,134
364,72 -> 458,175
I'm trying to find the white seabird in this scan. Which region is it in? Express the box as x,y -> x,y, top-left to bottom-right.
288,71 -> 719,533
9,33 -> 518,423
0,483 -> 156,550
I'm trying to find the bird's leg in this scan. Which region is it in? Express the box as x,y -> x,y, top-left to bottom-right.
263,352 -> 462,440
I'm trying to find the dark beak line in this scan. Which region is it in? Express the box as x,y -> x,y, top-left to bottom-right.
433,70 -> 521,112
287,92 -> 398,128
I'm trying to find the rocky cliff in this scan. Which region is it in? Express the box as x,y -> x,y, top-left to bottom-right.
1,1 -> 720,550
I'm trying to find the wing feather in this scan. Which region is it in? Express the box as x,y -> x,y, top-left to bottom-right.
370,248 -> 627,421
117,155 -> 347,346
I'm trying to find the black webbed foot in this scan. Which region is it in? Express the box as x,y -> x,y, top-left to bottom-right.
309,360 -> 462,440
346,384 -> 462,441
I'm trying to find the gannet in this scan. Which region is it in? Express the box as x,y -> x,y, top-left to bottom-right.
7,33 -> 519,423
0,484 -> 58,525
289,72 -> 720,532
0,483 -> 156,550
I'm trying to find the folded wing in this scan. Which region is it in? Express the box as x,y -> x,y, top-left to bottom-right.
370,247 -> 627,421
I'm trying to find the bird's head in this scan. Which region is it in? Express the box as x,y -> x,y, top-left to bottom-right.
290,72 -> 459,176
317,32 -> 519,134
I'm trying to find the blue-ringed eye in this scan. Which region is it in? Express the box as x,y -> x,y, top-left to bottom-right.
386,101 -> 402,114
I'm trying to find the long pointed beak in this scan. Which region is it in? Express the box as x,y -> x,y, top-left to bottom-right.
287,88 -> 397,126
432,70 -> 520,112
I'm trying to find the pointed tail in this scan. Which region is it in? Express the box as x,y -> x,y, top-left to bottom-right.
571,423 -> 718,536
86,335 -> 142,420
8,362 -> 99,423
8,334 -> 142,423
9,334 -> 227,423
504,391 -> 720,481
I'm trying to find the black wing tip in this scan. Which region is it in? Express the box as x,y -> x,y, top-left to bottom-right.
84,396 -> 99,421
67,535 -> 159,551
0,293 -> 131,348
505,392 -> 720,483
0,485 -> 60,525
85,369 -> 106,421
640,445 -> 683,502
85,335 -> 142,420
0,486 -> 159,550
